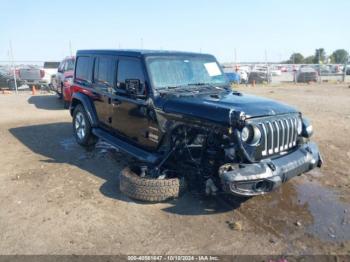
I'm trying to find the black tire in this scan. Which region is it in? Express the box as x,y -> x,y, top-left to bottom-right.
63,100 -> 70,109
58,84 -> 63,99
72,104 -> 97,147
119,167 -> 186,202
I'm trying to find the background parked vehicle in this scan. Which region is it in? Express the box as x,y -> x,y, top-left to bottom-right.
346,64 -> 350,75
239,70 -> 248,83
0,67 -> 13,88
62,71 -> 74,108
270,68 -> 282,76
7,66 -> 47,90
296,67 -> 318,83
54,57 -> 75,98
0,71 -> 10,88
225,72 -> 240,84
42,61 -> 60,88
248,71 -> 271,84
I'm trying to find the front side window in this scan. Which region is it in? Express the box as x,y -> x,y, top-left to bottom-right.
75,56 -> 92,82
146,55 -> 228,90
117,58 -> 145,90
66,59 -> 75,71
58,61 -> 65,72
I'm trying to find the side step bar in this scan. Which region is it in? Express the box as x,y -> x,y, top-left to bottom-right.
92,128 -> 161,164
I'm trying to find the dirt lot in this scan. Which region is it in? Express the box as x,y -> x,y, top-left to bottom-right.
0,84 -> 349,255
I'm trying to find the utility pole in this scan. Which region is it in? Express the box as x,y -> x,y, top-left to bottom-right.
234,48 -> 237,65
69,41 -> 73,56
9,41 -> 18,94
343,53 -> 349,83
265,49 -> 270,84
293,52 -> 297,84
140,38 -> 144,49
318,49 -> 321,83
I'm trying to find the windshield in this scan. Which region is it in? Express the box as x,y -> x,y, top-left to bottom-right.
146,56 -> 228,90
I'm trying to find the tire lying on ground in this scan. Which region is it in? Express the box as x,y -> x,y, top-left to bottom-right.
119,167 -> 186,202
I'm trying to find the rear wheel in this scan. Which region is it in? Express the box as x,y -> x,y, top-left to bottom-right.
63,100 -> 70,109
119,166 -> 186,202
58,84 -> 63,99
72,104 -> 97,147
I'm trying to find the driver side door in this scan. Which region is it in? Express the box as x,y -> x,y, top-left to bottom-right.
111,57 -> 158,150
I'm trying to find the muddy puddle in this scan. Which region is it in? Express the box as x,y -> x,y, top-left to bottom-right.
296,179 -> 350,242
237,170 -> 350,243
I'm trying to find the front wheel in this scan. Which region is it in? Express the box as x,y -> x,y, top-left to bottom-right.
119,166 -> 186,202
72,104 -> 97,147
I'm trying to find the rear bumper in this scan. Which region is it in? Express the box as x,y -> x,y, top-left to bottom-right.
219,142 -> 322,196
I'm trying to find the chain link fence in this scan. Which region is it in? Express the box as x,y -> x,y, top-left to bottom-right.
2,60 -> 350,92
222,63 -> 350,84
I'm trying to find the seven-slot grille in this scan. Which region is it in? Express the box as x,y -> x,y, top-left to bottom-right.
258,115 -> 300,157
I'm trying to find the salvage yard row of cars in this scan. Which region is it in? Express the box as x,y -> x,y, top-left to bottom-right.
223,63 -> 348,84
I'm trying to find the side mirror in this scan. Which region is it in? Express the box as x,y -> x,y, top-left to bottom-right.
125,79 -> 145,97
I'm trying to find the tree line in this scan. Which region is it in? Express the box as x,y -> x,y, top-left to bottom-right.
285,49 -> 349,64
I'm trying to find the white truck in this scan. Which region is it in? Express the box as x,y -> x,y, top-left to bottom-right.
42,61 -> 60,87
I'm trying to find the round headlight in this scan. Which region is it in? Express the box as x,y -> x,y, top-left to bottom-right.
241,126 -> 250,142
241,125 -> 261,145
302,117 -> 313,138
297,118 -> 302,135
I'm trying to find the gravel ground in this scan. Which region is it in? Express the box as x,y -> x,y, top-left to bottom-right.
0,84 -> 349,255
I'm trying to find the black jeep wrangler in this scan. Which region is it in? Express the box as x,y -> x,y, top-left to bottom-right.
70,50 -> 322,202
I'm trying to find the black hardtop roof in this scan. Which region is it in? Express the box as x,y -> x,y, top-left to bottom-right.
76,49 -> 214,58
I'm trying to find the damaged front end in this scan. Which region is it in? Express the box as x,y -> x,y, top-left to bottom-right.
219,111 -> 322,196
155,99 -> 322,198
219,142 -> 322,196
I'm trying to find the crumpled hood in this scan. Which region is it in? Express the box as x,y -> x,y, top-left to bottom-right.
159,91 -> 298,125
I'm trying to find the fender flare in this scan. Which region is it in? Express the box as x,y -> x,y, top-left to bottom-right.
70,92 -> 99,127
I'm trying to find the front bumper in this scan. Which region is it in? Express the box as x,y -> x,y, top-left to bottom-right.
219,142 -> 322,196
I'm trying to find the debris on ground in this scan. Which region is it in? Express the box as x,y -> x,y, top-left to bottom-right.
295,221 -> 302,227
226,220 -> 243,231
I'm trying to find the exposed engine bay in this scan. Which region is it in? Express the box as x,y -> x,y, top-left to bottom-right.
139,112 -> 322,197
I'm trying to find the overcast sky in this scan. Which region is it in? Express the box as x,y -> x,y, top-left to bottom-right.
1,0 -> 349,63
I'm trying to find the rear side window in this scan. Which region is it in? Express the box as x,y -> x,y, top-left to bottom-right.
117,58 -> 145,90
94,57 -> 116,87
75,56 -> 92,82
44,62 -> 60,69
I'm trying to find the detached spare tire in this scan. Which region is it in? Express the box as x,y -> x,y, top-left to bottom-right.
119,167 -> 186,202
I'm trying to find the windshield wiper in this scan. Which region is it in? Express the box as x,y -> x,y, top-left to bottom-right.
158,83 -> 232,95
